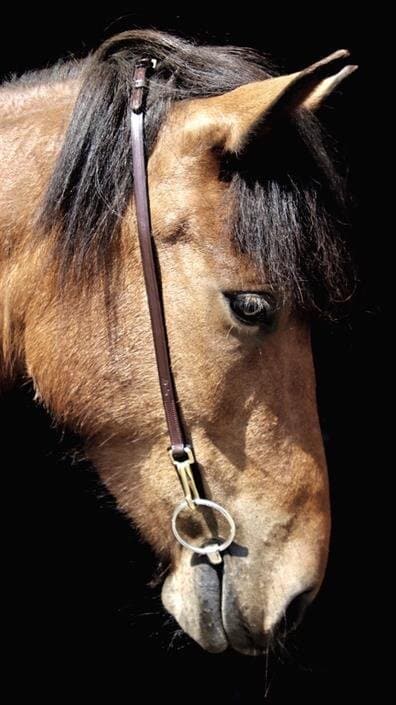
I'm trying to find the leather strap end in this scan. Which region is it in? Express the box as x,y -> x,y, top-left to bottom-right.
131,59 -> 156,114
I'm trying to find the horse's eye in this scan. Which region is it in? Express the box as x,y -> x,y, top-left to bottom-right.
225,292 -> 278,329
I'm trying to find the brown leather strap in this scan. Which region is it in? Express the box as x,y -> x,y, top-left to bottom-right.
130,63 -> 233,564
130,60 -> 186,459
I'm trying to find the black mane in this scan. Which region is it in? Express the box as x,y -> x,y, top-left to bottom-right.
39,30 -> 350,314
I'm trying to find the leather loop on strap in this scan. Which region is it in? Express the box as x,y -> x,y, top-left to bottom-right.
130,60 -> 186,458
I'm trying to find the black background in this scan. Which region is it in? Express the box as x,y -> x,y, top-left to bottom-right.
0,6 -> 392,705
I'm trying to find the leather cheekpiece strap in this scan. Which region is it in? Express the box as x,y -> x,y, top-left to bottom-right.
129,62 -> 235,563
130,60 -> 186,459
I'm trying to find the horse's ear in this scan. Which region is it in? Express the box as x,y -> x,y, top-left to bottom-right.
181,50 -> 357,153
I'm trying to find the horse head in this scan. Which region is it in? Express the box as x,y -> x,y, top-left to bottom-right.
0,31 -> 355,654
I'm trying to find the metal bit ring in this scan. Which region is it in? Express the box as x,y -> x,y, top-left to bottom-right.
171,498 -> 236,555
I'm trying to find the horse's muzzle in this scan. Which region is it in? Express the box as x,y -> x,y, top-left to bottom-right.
162,548 -> 314,654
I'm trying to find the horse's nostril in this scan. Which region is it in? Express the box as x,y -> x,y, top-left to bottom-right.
283,588 -> 314,631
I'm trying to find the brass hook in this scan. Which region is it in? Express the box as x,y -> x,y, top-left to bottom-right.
168,447 -> 199,510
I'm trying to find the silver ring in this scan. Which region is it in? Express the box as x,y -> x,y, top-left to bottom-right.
171,498 -> 236,555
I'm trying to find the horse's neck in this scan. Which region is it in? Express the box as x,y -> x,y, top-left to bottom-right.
0,78 -> 80,380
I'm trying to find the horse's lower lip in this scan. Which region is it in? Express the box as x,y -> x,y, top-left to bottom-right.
162,556 -> 228,652
162,556 -> 266,654
190,559 -> 228,652
192,557 -> 271,653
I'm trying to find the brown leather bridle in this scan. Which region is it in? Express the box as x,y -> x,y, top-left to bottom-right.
130,59 -> 235,561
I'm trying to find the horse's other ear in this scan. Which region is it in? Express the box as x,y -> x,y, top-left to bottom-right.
181,50 -> 357,154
